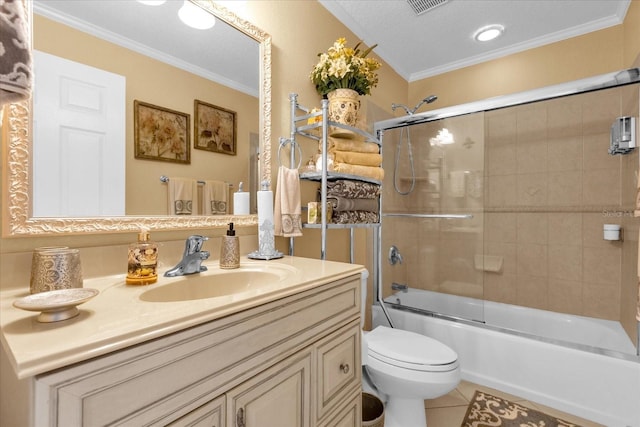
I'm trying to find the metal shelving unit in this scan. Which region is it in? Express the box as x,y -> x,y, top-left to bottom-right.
285,93 -> 382,261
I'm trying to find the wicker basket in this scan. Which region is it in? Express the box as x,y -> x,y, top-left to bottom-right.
362,392 -> 385,427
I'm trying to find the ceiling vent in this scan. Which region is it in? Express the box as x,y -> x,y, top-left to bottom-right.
406,0 -> 449,15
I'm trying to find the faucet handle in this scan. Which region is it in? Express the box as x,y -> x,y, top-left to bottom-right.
185,235 -> 208,254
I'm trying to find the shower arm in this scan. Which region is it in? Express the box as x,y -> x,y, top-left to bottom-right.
391,95 -> 438,116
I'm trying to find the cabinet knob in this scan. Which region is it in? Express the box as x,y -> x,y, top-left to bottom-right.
339,363 -> 350,374
236,407 -> 245,427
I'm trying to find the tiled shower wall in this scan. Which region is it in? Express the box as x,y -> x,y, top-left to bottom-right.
381,83 -> 639,344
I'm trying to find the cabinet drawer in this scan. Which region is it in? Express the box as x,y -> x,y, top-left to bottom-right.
168,395 -> 225,427
315,321 -> 361,421
318,390 -> 361,427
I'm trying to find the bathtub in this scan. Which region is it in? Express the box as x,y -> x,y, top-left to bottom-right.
372,288 -> 640,426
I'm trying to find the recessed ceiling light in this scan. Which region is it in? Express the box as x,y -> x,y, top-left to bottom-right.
474,24 -> 504,42
136,0 -> 167,5
178,1 -> 216,30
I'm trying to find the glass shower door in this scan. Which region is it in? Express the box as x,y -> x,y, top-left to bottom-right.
378,112 -> 486,323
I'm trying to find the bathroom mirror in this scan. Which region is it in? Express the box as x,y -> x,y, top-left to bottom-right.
2,0 -> 272,236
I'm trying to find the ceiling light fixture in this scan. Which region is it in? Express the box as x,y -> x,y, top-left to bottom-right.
178,1 -> 216,30
136,0 -> 167,5
473,24 -> 504,42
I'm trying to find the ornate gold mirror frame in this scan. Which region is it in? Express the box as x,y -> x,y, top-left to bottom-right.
2,0 -> 271,236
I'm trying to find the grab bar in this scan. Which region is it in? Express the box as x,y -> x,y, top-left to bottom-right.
383,213 -> 473,219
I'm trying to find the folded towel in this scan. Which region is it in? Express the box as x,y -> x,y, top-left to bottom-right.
326,180 -> 381,199
274,166 -> 302,237
333,150 -> 382,167
332,163 -> 385,181
332,211 -> 379,224
0,0 -> 32,105
203,180 -> 228,215
326,196 -> 379,213
167,177 -> 198,215
325,137 -> 380,154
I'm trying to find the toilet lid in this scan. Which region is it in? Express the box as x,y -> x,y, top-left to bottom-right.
367,326 -> 458,371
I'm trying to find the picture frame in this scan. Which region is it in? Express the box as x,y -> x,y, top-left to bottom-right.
194,100 -> 237,156
134,100 -> 190,164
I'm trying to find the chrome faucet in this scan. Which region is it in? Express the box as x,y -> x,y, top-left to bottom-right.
164,235 -> 210,277
388,245 -> 403,265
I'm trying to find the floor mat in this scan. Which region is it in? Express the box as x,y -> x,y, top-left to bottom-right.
461,390 -> 584,427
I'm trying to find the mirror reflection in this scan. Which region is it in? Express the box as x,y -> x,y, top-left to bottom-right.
2,0 -> 271,235
32,0 -> 258,217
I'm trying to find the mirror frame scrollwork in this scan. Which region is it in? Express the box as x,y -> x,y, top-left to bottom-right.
2,0 -> 271,236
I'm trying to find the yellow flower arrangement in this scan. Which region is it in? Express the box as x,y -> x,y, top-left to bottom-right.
310,38 -> 381,97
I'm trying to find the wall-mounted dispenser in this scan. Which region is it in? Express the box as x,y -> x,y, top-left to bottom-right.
603,224 -> 622,241
608,116 -> 636,155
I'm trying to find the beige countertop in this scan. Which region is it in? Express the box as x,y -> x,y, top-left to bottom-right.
0,256 -> 364,379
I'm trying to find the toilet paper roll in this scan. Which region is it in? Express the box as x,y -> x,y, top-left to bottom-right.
257,186 -> 276,256
233,191 -> 250,215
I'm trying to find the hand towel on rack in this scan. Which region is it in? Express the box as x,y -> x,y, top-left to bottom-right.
274,166 -> 302,237
0,0 -> 32,105
167,177 -> 198,215
333,151 -> 382,167
203,180 -> 228,215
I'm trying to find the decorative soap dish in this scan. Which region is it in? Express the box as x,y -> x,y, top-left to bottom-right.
13,288 -> 99,323
247,250 -> 284,260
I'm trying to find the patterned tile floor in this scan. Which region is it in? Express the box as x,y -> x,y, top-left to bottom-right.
424,380 -> 605,427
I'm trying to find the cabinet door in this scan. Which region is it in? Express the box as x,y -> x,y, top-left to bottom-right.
226,352 -> 311,427
168,395 -> 225,427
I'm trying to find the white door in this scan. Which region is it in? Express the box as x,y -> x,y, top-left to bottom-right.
33,50 -> 126,217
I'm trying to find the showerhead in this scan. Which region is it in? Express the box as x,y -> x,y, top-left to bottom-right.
423,95 -> 438,104
391,94 -> 438,115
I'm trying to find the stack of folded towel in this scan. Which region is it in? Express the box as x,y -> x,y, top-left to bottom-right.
325,137 -> 384,182
323,179 -> 380,224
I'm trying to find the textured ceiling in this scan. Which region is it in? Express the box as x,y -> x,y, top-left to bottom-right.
319,0 -> 632,81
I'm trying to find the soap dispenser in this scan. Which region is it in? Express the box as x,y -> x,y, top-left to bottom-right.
220,222 -> 240,269
126,228 -> 158,285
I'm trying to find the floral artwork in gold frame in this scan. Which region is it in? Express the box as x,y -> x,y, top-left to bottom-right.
134,100 -> 190,164
194,100 -> 237,156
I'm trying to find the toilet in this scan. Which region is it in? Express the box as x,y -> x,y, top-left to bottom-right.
360,272 -> 460,427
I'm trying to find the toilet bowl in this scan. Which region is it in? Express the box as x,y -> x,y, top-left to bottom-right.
360,271 -> 460,426
364,326 -> 460,427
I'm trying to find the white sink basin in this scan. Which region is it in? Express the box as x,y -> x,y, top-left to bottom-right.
140,266 -> 295,302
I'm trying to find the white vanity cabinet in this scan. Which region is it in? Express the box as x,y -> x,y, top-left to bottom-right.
32,275 -> 362,427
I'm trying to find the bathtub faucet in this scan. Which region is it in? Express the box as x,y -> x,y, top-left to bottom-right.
164,235 -> 210,277
389,245 -> 403,265
391,282 -> 408,292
